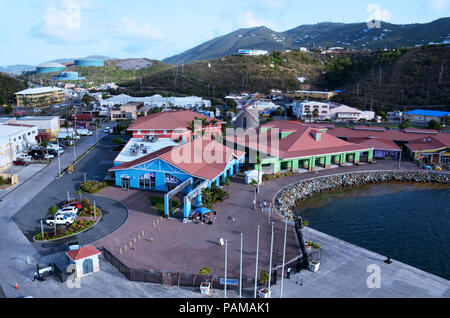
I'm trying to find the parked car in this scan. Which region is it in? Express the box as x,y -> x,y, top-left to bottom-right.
63,202 -> 83,210
56,211 -> 78,219
58,206 -> 79,215
45,215 -> 75,226
13,159 -> 30,166
77,129 -> 93,136
104,127 -> 112,134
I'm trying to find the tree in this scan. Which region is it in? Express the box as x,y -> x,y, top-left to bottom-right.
276,107 -> 284,117
305,111 -> 312,123
428,120 -> 442,131
250,179 -> 258,210
259,271 -> 269,288
312,109 -> 319,122
399,120 -> 410,130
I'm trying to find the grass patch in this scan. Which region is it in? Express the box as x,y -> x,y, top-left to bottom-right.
149,197 -> 179,216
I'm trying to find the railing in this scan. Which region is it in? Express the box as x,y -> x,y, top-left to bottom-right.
101,247 -> 274,290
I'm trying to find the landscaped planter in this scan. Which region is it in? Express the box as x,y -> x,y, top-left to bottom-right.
258,288 -> 271,298
200,282 -> 211,295
309,261 -> 321,272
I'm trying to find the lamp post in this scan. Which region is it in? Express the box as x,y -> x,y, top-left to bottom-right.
224,239 -> 228,298
254,225 -> 260,298
280,219 -> 288,298
268,222 -> 274,297
239,233 -> 243,299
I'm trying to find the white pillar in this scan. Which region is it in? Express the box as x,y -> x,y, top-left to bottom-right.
254,225 -> 260,298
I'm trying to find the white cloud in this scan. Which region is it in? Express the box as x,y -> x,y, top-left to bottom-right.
429,0 -> 450,11
113,18 -> 163,40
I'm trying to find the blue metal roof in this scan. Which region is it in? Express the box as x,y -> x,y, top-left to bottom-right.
406,110 -> 450,117
194,207 -> 212,215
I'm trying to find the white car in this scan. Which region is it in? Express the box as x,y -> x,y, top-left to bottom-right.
56,211 -> 78,219
58,206 -> 79,215
104,127 -> 112,133
46,215 -> 75,226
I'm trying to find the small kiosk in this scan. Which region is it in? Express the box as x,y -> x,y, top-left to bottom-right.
65,245 -> 101,278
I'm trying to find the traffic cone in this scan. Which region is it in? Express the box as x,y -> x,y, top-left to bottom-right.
15,283 -> 19,289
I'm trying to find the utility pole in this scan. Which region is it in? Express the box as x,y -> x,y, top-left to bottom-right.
224,239 -> 228,298
240,233 -> 243,299
268,222 -> 274,297
280,220 -> 288,298
254,225 -> 260,298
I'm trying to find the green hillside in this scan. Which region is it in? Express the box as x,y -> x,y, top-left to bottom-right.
0,72 -> 26,105
122,45 -> 450,111
21,58 -> 172,87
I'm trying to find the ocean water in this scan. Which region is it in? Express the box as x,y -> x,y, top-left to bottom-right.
296,183 -> 450,280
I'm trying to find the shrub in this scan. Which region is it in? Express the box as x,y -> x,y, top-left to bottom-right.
80,180 -> 108,194
0,176 -> 5,186
47,206 -> 59,216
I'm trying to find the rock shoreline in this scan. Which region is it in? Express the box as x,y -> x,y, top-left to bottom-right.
275,170 -> 450,221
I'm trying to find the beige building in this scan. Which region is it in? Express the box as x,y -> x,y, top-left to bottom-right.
110,102 -> 144,121
287,90 -> 338,100
15,87 -> 64,108
13,116 -> 61,138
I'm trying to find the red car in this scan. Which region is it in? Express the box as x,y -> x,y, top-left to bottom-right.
13,159 -> 30,166
63,202 -> 83,210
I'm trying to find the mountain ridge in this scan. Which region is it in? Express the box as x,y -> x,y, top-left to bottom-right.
163,18 -> 450,65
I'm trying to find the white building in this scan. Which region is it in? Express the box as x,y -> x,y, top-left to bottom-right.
330,105 -> 375,122
0,124 -> 38,159
292,101 -> 331,121
238,49 -> 269,56
0,137 -> 13,171
101,94 -> 209,109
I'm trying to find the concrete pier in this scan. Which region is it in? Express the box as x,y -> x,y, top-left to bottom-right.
271,227 -> 450,298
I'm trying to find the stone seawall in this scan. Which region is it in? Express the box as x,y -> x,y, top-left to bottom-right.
275,170 -> 450,221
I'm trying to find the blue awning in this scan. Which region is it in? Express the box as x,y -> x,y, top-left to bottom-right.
194,207 -> 212,215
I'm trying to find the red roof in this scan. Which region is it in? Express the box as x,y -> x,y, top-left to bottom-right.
111,138 -> 245,181
328,127 -> 439,142
230,121 -> 372,159
66,246 -> 100,261
406,134 -> 450,152
348,137 -> 401,152
128,110 -> 221,131
71,114 -> 93,121
353,126 -> 386,132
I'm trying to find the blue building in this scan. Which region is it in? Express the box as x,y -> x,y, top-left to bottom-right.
109,138 -> 245,219
405,110 -> 450,123
74,59 -> 104,67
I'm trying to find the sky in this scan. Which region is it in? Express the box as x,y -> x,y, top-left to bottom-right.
0,0 -> 449,66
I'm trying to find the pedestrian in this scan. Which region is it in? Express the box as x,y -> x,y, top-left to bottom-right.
287,268 -> 291,280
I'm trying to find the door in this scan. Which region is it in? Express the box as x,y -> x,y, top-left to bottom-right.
82,258 -> 94,275
121,176 -> 130,191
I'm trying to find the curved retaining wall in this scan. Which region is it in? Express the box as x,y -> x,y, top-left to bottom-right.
275,170 -> 450,221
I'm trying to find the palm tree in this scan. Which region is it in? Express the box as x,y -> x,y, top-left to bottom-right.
250,179 -> 258,210
313,109 -> 319,122
256,156 -> 262,194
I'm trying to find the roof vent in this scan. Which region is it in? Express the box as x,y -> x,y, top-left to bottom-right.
311,131 -> 322,141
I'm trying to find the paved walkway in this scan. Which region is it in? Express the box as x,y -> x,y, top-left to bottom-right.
95,186 -> 300,282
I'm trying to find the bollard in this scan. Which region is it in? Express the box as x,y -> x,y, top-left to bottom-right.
130,241 -> 132,247
120,249 -> 123,255
134,237 -> 136,243
142,231 -> 145,237
138,234 -> 141,240
125,246 -> 128,251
